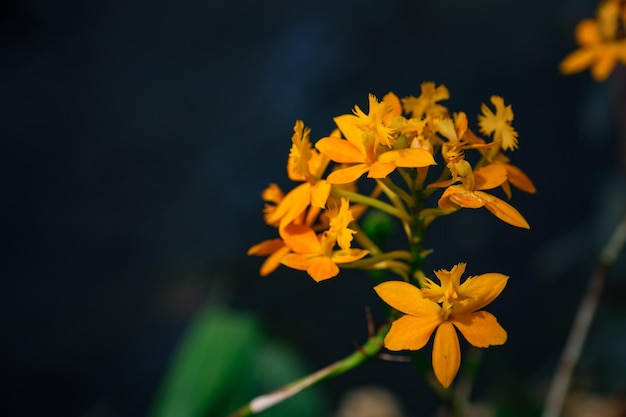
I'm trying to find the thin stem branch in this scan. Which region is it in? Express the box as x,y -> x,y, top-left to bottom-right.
331,188 -> 412,223
541,212 -> 626,417
226,324 -> 390,417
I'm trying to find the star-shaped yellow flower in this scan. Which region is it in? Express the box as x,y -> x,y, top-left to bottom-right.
559,0 -> 626,81
401,82 -> 450,119
374,263 -> 508,388
478,96 -> 518,151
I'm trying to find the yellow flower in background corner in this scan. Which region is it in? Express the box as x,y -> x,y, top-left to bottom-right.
559,0 -> 626,81
280,198 -> 369,281
374,263 -> 508,388
478,96 -> 518,151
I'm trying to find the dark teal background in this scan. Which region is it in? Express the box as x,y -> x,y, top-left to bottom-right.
3,0 -> 626,415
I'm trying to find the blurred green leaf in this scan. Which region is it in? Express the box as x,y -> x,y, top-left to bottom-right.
150,307 -> 261,417
150,307 -> 329,417
253,341 -> 328,417
362,209 -> 394,248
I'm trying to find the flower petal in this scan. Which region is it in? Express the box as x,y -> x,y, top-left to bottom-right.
378,148 -> 436,168
265,183 -> 311,228
575,19 -> 602,45
591,48 -> 618,81
456,273 -> 509,313
311,180 -> 331,208
478,191 -> 530,229
330,248 -> 369,264
259,244 -> 291,276
452,311 -> 507,347
367,161 -> 397,178
315,137 -> 365,164
326,164 -> 371,184
248,238 -> 285,256
475,164 -> 507,190
449,190 -> 486,209
280,253 -> 313,271
432,321 -> 461,388
307,256 -> 340,282
502,163 -> 536,194
383,315 -> 441,351
374,281 -> 441,317
559,47 -> 598,75
334,114 -> 367,150
280,224 -> 321,254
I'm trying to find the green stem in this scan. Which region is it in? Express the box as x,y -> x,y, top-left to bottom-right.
378,177 -> 414,207
226,324 -> 390,417
341,250 -> 413,269
331,188 -> 411,223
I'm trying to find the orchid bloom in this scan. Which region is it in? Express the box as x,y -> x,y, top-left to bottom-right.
560,0 -> 626,81
374,263 -> 508,388
437,163 -> 530,229
280,198 -> 369,281
401,82 -> 450,119
478,96 -> 519,152
315,94 -> 436,184
265,120 -> 332,229
248,182 -> 322,276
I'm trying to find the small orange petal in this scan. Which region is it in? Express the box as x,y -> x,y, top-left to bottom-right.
378,148 -> 436,168
326,164 -> 371,184
478,191 -> 530,229
280,224 -> 321,254
432,321 -> 461,388
575,19 -> 602,45
452,311 -> 507,347
307,256 -> 339,281
474,164 -> 507,190
311,180 -> 331,208
559,47 -> 598,75
374,281 -> 441,317
315,137 -> 365,164
367,161 -> 397,178
456,273 -> 509,313
265,183 -> 311,228
502,163 -> 536,194
591,48 -> 618,81
334,114 -> 367,150
248,238 -> 285,256
259,245 -> 291,276
384,315 -> 441,351
281,253 -> 313,272
330,248 -> 369,264
449,190 -> 486,209
382,92 -> 402,126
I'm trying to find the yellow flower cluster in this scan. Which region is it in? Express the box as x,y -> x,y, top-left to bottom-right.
249,82 -> 535,387
560,0 -> 626,81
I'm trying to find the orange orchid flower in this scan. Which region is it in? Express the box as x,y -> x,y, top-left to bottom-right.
280,198 -> 368,281
315,94 -> 436,184
375,263 -> 508,388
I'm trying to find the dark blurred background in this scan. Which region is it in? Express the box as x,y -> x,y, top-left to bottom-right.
3,0 -> 626,416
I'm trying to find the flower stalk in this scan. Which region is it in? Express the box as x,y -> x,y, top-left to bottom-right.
226,324 -> 390,417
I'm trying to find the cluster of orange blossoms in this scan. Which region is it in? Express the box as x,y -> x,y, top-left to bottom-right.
249,82 -> 535,388
560,0 -> 626,81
